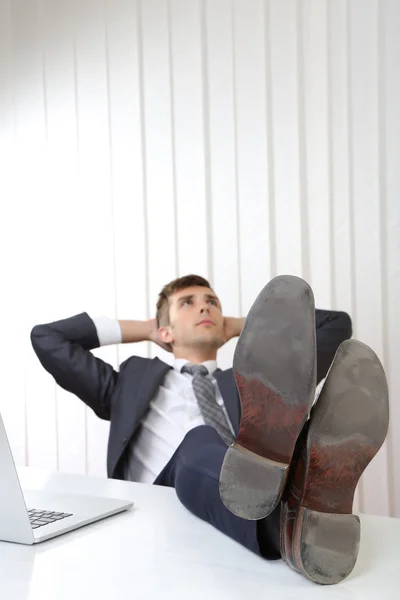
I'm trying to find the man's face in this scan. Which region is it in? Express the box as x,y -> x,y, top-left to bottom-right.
160,286 -> 224,351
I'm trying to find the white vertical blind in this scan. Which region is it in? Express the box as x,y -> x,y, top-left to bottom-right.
348,0 -> 389,516
302,0 -> 332,309
268,0 -> 305,278
0,0 -> 398,517
233,0 -> 273,311
381,0 -> 400,517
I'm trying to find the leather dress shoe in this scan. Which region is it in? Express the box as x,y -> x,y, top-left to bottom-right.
280,339 -> 389,585
219,275 -> 317,519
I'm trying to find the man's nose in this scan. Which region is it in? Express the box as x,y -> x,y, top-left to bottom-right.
200,305 -> 210,313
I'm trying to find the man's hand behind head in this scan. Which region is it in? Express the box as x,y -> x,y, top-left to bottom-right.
148,318 -> 173,352
221,317 -> 246,347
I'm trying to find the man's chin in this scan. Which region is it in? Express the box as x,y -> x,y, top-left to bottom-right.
190,336 -> 223,350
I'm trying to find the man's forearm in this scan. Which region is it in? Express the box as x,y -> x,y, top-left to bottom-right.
118,320 -> 152,344
236,317 -> 246,336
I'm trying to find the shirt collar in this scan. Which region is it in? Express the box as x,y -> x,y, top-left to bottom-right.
173,358 -> 218,376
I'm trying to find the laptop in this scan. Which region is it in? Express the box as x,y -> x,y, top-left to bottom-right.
0,411 -> 133,544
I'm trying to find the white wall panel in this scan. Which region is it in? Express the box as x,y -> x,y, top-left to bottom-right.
0,0 -> 27,467
140,0 -> 177,349
170,0 -> 209,280
268,0 -> 304,277
0,0 -> 399,515
301,0 -> 332,309
204,0 -> 240,369
233,0 -> 273,313
104,0 -> 149,366
382,0 -> 400,516
73,0 -> 116,476
329,0 -> 354,318
40,0 -> 87,474
11,0 -> 58,471
348,0 -> 389,516
328,0 -> 361,514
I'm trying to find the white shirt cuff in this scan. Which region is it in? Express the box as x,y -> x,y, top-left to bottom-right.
92,316 -> 122,347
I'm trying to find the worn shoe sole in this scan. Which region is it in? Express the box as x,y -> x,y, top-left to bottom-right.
289,339 -> 389,585
219,275 -> 316,520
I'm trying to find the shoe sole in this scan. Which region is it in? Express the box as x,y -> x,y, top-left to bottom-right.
219,275 -> 316,520
292,339 -> 389,585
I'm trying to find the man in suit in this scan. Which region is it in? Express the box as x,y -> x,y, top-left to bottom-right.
31,274 -> 389,585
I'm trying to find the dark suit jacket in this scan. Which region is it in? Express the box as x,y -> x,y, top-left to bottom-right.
30,309 -> 351,480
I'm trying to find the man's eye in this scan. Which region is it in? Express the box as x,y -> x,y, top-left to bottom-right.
182,299 -> 192,306
208,300 -> 217,306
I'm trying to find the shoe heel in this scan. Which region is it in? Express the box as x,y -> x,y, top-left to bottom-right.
293,506 -> 360,585
219,443 -> 289,519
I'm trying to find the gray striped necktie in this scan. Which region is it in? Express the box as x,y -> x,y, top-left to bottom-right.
182,363 -> 234,446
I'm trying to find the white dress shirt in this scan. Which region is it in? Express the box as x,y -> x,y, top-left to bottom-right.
93,317 -> 235,484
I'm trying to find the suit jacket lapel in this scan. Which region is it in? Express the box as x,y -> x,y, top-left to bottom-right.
120,357 -> 171,443
214,368 -> 240,435
135,357 -> 172,417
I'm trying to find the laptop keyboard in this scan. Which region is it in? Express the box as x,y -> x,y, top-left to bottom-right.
28,508 -> 73,529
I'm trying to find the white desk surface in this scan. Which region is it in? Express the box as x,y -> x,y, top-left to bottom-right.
0,467 -> 398,600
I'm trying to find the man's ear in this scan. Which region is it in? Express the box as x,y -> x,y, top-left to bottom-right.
158,326 -> 174,346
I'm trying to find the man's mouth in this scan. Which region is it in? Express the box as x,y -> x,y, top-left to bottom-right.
196,320 -> 215,326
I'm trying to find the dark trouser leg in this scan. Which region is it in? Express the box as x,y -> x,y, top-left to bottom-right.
154,425 -> 281,559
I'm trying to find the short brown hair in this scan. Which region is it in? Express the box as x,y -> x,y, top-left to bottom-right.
156,274 -> 212,327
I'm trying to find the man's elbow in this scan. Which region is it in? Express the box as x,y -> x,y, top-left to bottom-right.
30,324 -> 45,346
30,324 -> 41,349
30,323 -> 52,359
335,311 -> 353,341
